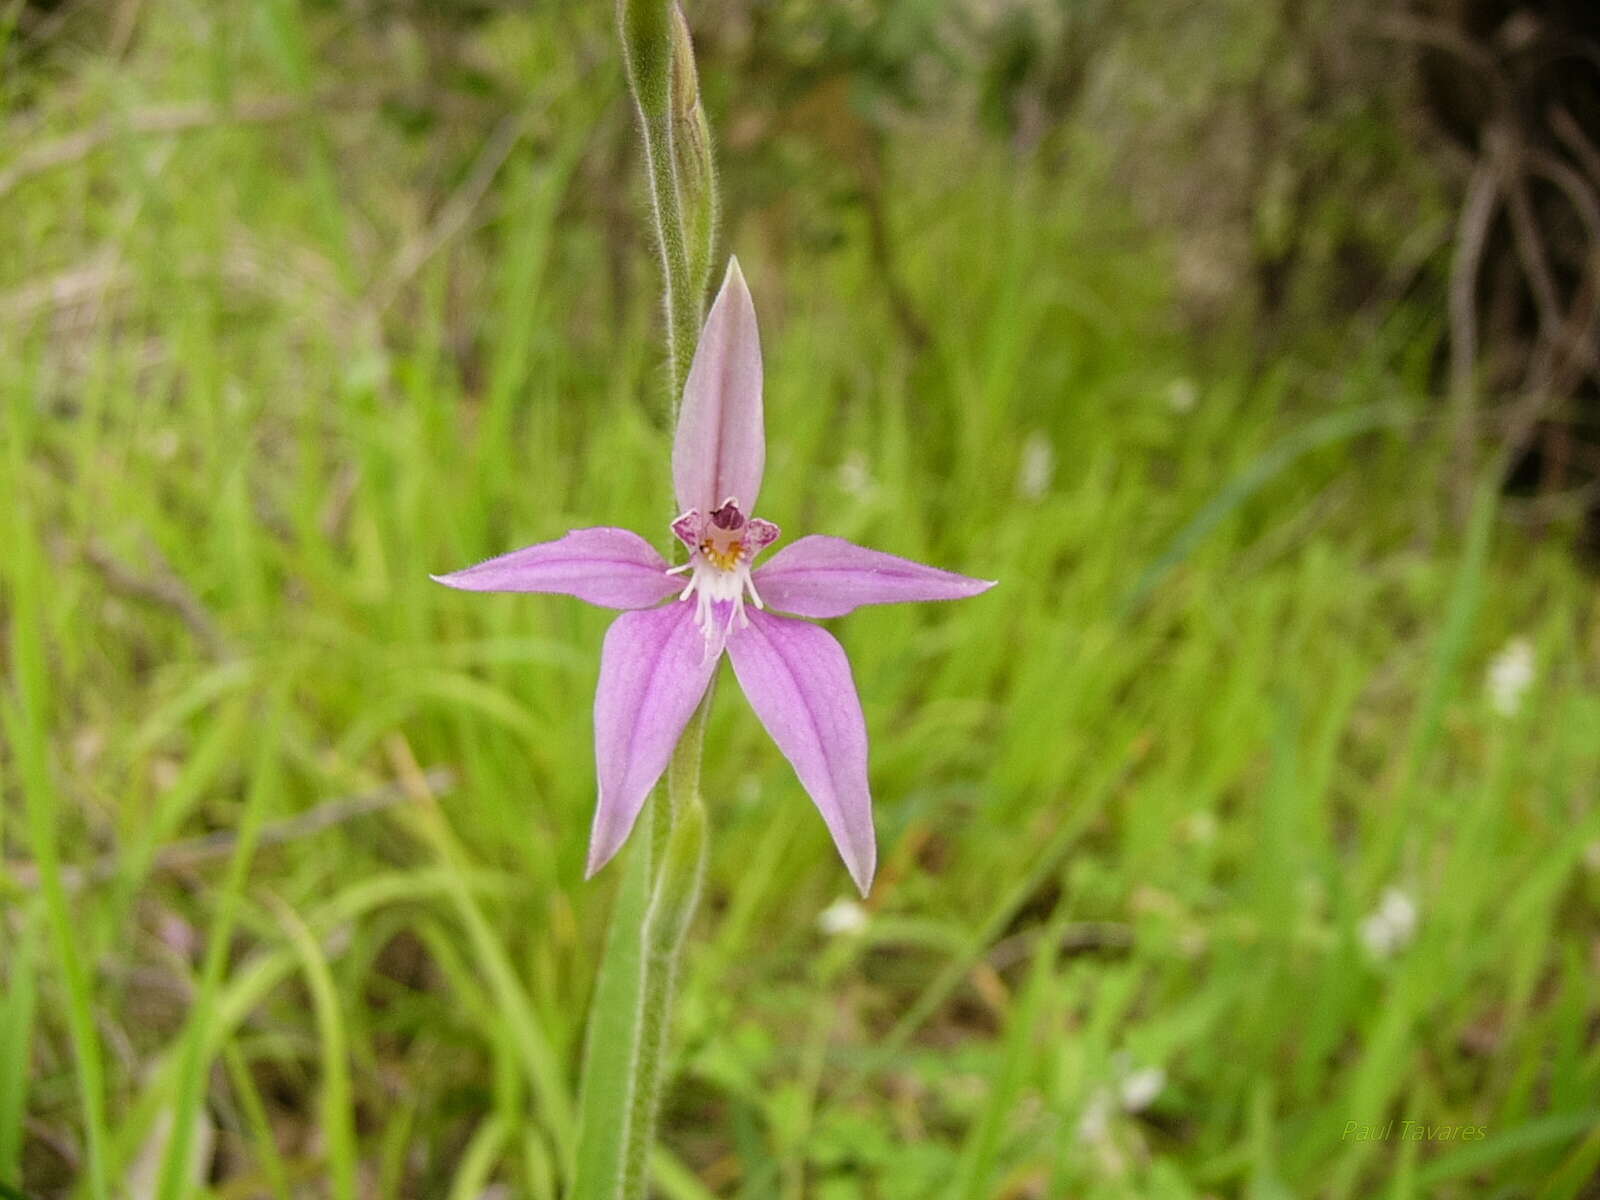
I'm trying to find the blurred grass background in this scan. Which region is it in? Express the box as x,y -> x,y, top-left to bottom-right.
3,0 -> 1600,1196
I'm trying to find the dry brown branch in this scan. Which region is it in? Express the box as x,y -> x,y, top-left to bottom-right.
1367,13 -> 1507,109
0,253 -> 127,325
1502,164 -> 1564,344
109,0 -> 146,60
1528,150 -> 1600,247
318,462 -> 364,544
23,1115 -> 80,1174
1448,155 -> 1499,515
1502,479 -> 1600,525
1373,12 -> 1600,516
1550,106 -> 1600,191
0,94 -> 326,201
1368,12 -> 1496,71
374,112 -> 530,313
860,136 -> 933,353
81,537 -> 234,659
986,922 -> 1135,971
1496,132 -> 1600,477
1525,150 -> 1600,393
2,233 -> 362,335
3,768 -> 456,892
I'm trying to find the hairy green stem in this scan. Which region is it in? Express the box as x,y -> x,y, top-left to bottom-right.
644,107 -> 702,400
619,0 -> 702,400
620,693 -> 710,1198
572,7 -> 719,1199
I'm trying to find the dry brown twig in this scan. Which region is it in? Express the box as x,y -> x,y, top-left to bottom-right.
1550,106 -> 1600,192
1494,135 -> 1600,478
373,112 -> 531,314
2,768 -> 457,893
1371,11 -> 1600,519
0,94 -> 330,201
81,537 -> 234,659
0,253 -> 128,326
1448,155 -> 1499,516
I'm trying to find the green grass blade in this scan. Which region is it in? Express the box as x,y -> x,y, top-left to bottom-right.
2,403 -> 111,1200
0,908 -> 39,1183
571,811 -> 656,1200
1122,404 -> 1410,613
154,690 -> 287,1200
270,895 -> 358,1200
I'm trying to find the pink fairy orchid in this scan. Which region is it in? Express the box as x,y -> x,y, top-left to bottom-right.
433,259 -> 993,894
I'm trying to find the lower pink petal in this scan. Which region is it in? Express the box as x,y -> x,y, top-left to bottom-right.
753,535 -> 995,619
589,603 -> 721,877
726,610 -> 876,894
432,527 -> 679,610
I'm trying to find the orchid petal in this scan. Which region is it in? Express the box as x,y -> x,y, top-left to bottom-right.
726,610 -> 875,894
672,258 -> 765,516
743,518 -> 780,557
670,510 -> 704,552
588,603 -> 721,877
431,527 -> 679,610
753,535 -> 996,619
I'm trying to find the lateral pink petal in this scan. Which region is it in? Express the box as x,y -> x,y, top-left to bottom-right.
726,610 -> 876,895
431,527 -> 678,610
753,535 -> 996,618
588,603 -> 720,877
672,258 -> 766,516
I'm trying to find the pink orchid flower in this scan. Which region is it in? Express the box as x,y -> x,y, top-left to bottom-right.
433,259 -> 994,894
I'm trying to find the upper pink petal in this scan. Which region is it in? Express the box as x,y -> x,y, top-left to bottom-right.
431,527 -> 679,610
753,535 -> 996,619
672,258 -> 765,516
588,603 -> 721,877
726,610 -> 875,895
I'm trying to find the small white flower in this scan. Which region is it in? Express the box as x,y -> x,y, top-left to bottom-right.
818,898 -> 868,936
1166,378 -> 1198,413
1486,637 -> 1535,716
1016,431 -> 1056,501
1182,811 -> 1217,845
1076,1088 -> 1113,1145
1360,887 -> 1418,961
152,428 -> 181,461
1119,1065 -> 1166,1113
836,451 -> 875,498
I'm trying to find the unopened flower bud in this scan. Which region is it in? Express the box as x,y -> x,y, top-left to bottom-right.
669,3 -> 719,300
618,0 -> 672,115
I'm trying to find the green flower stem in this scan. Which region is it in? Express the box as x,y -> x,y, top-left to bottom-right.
619,0 -> 702,400
621,692 -> 710,1198
572,7 -> 719,1198
644,105 -> 702,400
571,697 -> 710,1200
